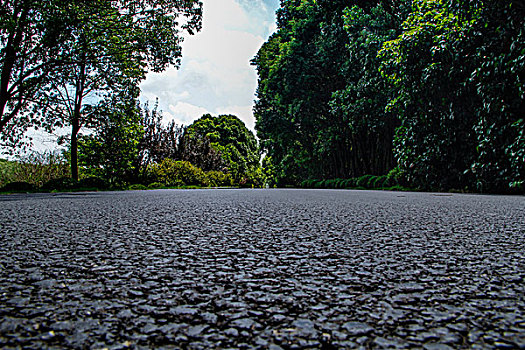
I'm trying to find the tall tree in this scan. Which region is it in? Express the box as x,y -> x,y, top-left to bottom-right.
1,0 -> 202,179
49,0 -> 202,180
253,0 -> 402,184
0,0 -> 76,147
328,2 -> 407,178
77,87 -> 142,185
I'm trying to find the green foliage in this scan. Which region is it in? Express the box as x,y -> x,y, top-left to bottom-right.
1,0 -> 203,179
379,0 -> 525,192
252,0 -> 523,193
253,1 -> 407,185
0,151 -> 70,188
147,182 -> 165,189
205,171 -> 232,187
78,93 -> 143,186
77,177 -> 108,190
41,177 -> 80,191
185,114 -> 261,183
0,0 -> 79,147
356,175 -> 372,188
128,184 -> 148,191
148,159 -> 206,187
299,173 -> 401,190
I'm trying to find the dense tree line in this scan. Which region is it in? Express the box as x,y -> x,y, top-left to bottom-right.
253,0 -> 524,192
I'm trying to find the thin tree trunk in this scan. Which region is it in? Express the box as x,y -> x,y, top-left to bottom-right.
70,51 -> 87,181
71,122 -> 80,181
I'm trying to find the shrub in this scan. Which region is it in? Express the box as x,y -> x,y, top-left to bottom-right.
313,180 -> 323,188
381,176 -> 392,188
41,177 -> 79,191
302,179 -> 317,188
208,170 -> 231,187
147,182 -> 164,189
78,176 -> 108,189
148,159 -> 206,186
0,152 -> 69,188
166,179 -> 185,188
1,181 -> 36,192
387,167 -> 407,187
356,175 -> 373,188
372,175 -> 388,189
128,184 -> 148,190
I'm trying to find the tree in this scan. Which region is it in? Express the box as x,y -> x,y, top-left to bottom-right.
253,0 -> 349,184
1,0 -> 203,179
185,114 -> 260,182
328,2 -> 407,178
135,101 -> 184,178
77,88 -> 142,185
0,0 -> 78,148
253,0 -> 402,184
379,0 -> 524,192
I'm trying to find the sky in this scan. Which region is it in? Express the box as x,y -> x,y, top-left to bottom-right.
139,0 -> 280,132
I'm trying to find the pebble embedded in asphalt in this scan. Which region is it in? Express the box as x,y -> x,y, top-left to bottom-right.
0,189 -> 523,349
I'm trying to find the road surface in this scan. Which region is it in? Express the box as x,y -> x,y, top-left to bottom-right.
0,189 -> 523,349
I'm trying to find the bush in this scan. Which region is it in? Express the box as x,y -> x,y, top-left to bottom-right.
509,181 -> 524,194
313,180 -> 323,189
0,152 -> 69,188
78,176 -> 108,189
381,176 -> 392,188
128,184 -> 148,190
1,181 -> 36,192
356,175 -> 373,188
387,167 -> 407,187
148,159 -> 206,186
301,179 -> 317,188
147,182 -> 165,189
41,177 -> 79,191
372,175 -> 388,189
335,178 -> 346,189
205,170 -> 231,187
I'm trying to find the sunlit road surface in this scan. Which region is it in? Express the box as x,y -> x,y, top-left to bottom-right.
1,189 -> 524,349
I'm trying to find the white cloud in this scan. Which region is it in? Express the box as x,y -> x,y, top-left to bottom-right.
167,102 -> 210,125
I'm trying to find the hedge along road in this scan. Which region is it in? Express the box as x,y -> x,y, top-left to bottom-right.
0,189 -> 523,349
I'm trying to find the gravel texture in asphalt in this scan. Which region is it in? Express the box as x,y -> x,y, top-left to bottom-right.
0,189 -> 523,349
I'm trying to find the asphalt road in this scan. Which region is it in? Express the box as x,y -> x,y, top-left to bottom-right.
0,189 -> 523,349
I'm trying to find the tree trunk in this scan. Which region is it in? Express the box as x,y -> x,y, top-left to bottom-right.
70,50 -> 87,181
71,123 -> 80,181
